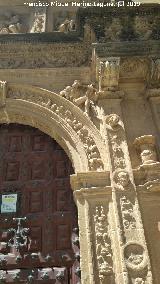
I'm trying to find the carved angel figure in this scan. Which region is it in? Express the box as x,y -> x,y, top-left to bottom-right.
134,278 -> 144,284
60,80 -> 98,116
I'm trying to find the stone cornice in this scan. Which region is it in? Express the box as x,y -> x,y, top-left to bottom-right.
70,171 -> 110,191
93,41 -> 160,57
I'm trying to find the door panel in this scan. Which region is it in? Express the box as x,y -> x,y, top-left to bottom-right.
0,124 -> 80,283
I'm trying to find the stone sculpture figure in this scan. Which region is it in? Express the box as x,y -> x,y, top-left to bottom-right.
60,80 -> 98,116
99,58 -> 120,91
58,19 -> 76,33
105,18 -> 122,41
0,14 -> 22,34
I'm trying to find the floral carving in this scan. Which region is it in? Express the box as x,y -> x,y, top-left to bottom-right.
120,196 -> 136,230
94,206 -> 113,283
106,114 -> 120,130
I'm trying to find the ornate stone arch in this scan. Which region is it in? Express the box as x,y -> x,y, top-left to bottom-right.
0,81 -> 108,173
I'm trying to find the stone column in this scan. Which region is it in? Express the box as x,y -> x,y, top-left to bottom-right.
71,172 -> 116,284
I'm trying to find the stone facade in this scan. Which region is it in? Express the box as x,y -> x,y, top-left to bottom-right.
0,0 -> 160,283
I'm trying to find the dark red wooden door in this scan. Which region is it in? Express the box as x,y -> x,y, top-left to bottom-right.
0,124 -> 80,283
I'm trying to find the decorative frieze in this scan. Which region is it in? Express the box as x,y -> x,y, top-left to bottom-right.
0,43 -> 90,69
93,205 -> 113,283
30,7 -> 46,33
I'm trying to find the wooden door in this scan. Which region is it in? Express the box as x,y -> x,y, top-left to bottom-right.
0,124 -> 80,284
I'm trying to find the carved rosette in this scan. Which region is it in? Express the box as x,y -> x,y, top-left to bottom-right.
93,206 -> 113,283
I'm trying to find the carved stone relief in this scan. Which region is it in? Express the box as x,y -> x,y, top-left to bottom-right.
97,58 -> 120,91
105,114 -> 126,170
105,113 -> 152,282
7,85 -> 104,172
93,205 -> 113,283
57,19 -> 76,33
104,18 -> 123,42
134,16 -> 153,40
0,44 -> 90,69
60,80 -> 98,117
80,8 -> 160,42
124,242 -> 148,274
120,196 -> 136,230
30,8 -> 46,33
134,135 -> 159,166
120,58 -> 150,80
113,170 -> 131,191
84,21 -> 96,42
0,13 -> 23,34
0,81 -> 7,108
150,58 -> 160,87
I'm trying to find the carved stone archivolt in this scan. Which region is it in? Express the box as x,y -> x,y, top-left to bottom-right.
0,82 -> 108,173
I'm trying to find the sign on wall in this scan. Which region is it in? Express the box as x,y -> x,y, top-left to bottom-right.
1,194 -> 18,213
